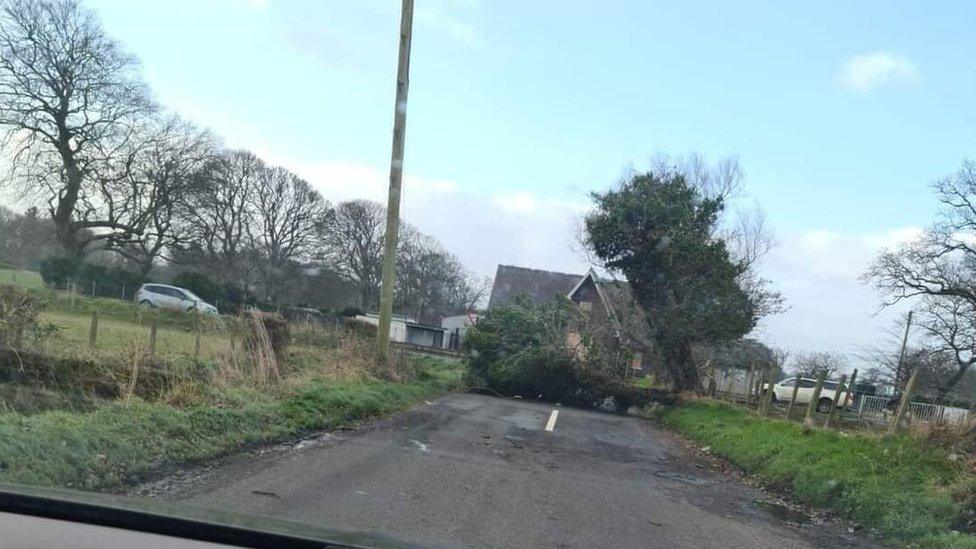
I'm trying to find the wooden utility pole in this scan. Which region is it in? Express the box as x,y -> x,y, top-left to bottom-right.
376,0 -> 415,365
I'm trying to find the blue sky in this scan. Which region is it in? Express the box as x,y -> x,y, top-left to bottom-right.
76,0 -> 976,362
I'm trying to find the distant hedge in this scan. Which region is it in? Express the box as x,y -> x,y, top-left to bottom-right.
39,258 -> 143,300
171,272 -> 269,313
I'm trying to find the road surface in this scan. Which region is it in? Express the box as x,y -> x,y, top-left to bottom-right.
134,394 -> 879,548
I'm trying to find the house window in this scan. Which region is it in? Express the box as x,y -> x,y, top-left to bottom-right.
578,301 -> 592,312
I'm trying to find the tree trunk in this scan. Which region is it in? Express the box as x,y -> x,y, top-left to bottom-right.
663,339 -> 700,392
53,139 -> 84,257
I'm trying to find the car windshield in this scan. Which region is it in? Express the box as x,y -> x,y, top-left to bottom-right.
0,2 -> 972,548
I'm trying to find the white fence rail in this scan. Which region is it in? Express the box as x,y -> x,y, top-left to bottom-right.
713,371 -> 973,427
855,394 -> 970,426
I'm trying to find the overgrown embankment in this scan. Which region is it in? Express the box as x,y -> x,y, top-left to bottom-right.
0,285 -> 465,491
659,400 -> 976,547
0,356 -> 462,491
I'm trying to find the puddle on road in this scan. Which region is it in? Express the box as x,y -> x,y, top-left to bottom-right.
753,501 -> 811,525
653,470 -> 710,485
499,410 -> 546,430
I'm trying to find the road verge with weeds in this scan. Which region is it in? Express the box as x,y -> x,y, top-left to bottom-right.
0,355 -> 463,491
658,400 -> 976,547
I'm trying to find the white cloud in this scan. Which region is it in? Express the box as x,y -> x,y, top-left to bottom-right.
838,51 -> 918,92
755,226 -> 922,363
413,0 -> 483,47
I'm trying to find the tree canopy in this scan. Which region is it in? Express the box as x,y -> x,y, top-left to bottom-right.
585,169 -> 763,390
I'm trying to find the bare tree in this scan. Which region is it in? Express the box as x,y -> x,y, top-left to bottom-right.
0,204 -> 57,268
394,227 -> 487,322
860,314 -> 960,397
791,351 -> 846,378
649,152 -> 744,202
250,166 -> 330,301
865,160 -> 976,395
105,116 -> 216,275
179,150 -> 263,289
0,0 -> 156,256
322,200 -> 386,310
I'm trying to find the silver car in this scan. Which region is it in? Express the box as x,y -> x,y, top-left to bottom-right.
135,283 -> 218,315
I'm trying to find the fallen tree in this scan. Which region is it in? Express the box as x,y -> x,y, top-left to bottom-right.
462,296 -> 675,411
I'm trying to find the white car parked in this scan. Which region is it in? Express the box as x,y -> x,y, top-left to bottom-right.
135,284 -> 219,315
769,377 -> 853,413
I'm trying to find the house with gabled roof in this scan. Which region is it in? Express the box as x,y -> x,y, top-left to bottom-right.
488,264 -> 654,372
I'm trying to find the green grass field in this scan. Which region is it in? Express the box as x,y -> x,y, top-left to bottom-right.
0,267 -> 44,289
660,400 -> 975,547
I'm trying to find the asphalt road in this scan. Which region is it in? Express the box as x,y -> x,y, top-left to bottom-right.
136,394 -> 880,548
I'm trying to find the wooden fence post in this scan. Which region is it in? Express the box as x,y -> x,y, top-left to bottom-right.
844,368 -> 858,414
889,367 -> 921,435
148,317 -> 157,357
824,374 -> 847,428
724,372 -> 735,402
758,367 -> 771,416
763,365 -> 777,415
786,373 -> 802,419
88,311 -> 99,350
193,324 -> 202,363
744,363 -> 756,405
753,377 -> 764,409
804,370 -> 828,427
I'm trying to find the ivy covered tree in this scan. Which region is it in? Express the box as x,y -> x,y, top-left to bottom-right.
585,170 -> 764,391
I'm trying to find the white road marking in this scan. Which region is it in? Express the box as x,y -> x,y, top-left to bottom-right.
411,439 -> 429,452
545,410 -> 559,432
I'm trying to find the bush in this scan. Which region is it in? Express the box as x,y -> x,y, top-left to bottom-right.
463,296 -> 674,410
343,316 -> 377,339
0,284 -> 39,347
339,306 -> 365,317
172,272 -> 267,313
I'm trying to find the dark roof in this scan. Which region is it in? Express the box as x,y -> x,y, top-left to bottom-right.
488,264 -> 583,309
406,321 -> 447,332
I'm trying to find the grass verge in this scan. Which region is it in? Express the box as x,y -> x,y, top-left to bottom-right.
0,356 -> 464,491
659,400 -> 974,547
0,268 -> 44,289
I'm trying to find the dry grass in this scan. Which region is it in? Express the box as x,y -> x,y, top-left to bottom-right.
14,308 -> 380,410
